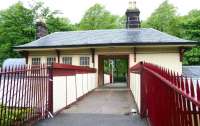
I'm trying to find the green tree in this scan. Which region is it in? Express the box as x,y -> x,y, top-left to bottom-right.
180,10 -> 200,65
46,16 -> 76,33
0,2 -> 35,65
117,15 -> 126,29
79,3 -> 120,30
0,1 -> 76,65
179,10 -> 200,41
184,47 -> 200,65
30,1 -> 76,33
29,1 -> 60,20
142,1 -> 200,65
142,0 -> 179,36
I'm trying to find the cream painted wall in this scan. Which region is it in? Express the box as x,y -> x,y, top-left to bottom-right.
27,46 -> 182,73
130,73 -> 141,112
136,53 -> 182,73
60,55 -> 93,67
53,73 -> 97,113
28,51 -> 58,64
28,50 -> 94,67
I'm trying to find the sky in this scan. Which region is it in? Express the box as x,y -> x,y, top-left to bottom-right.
0,0 -> 199,23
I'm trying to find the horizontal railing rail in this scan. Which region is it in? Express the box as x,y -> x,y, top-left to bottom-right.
52,63 -> 96,76
130,62 -> 200,126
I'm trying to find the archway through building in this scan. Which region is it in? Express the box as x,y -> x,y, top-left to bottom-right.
98,55 -> 129,88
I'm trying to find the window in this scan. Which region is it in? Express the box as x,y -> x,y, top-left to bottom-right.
80,57 -> 90,67
47,57 -> 56,65
32,57 -> 41,65
129,17 -> 138,21
62,57 -> 72,65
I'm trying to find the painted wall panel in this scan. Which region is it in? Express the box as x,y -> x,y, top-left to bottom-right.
88,73 -> 96,91
104,74 -> 110,84
53,76 -> 67,113
76,74 -> 83,98
130,73 -> 141,112
91,74 -> 95,91
82,74 -> 88,94
136,53 -> 182,73
66,76 -> 76,105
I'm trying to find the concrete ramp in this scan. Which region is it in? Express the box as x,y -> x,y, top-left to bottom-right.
35,88 -> 147,126
36,113 -> 146,126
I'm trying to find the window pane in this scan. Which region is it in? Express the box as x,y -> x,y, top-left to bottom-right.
62,57 -> 72,64
47,57 -> 56,65
32,58 -> 41,65
80,56 -> 90,67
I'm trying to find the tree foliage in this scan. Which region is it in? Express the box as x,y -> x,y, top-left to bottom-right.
180,10 -> 200,65
0,1 -> 75,65
0,2 -> 35,64
142,1 -> 179,36
79,4 -> 122,30
104,59 -> 128,82
142,0 -> 200,65
179,10 -> 200,41
46,16 -> 76,33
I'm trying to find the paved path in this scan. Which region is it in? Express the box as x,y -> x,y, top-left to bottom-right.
35,88 -> 147,126
103,82 -> 128,88
35,113 -> 147,126
65,88 -> 134,114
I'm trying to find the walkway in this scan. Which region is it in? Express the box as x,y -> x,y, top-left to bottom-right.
35,86 -> 147,126
103,82 -> 127,88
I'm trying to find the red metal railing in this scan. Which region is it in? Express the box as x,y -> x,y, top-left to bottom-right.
0,63 -> 96,125
0,64 -> 51,126
130,62 -> 200,126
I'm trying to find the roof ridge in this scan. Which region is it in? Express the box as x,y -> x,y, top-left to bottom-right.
52,28 -> 149,34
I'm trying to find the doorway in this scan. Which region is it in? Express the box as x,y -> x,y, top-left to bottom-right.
98,55 -> 129,88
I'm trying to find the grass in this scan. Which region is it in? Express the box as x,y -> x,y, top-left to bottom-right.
0,104 -> 32,126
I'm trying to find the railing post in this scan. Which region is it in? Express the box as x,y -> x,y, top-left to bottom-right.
140,61 -> 146,118
48,65 -> 53,115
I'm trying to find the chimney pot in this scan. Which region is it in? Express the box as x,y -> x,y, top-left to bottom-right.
128,0 -> 136,10
36,19 -> 48,39
126,0 -> 140,29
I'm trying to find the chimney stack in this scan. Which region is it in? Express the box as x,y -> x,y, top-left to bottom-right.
126,0 -> 140,28
36,18 -> 48,39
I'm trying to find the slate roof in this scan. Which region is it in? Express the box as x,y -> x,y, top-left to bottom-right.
182,66 -> 200,78
15,28 -> 196,49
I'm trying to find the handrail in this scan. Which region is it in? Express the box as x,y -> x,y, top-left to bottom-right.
53,63 -> 96,76
130,62 -> 200,126
144,66 -> 200,107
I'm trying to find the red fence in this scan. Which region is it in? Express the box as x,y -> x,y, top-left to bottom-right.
0,65 -> 51,126
0,63 -> 97,125
130,62 -> 200,126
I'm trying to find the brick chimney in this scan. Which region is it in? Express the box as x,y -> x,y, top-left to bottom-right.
36,19 -> 48,39
126,0 -> 140,28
